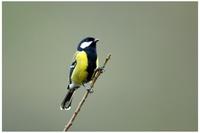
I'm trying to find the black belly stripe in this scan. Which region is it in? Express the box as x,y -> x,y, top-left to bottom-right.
86,50 -> 97,82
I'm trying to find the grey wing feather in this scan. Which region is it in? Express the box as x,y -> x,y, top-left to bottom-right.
68,61 -> 76,84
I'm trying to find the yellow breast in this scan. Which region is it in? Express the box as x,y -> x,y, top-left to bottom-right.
71,51 -> 88,85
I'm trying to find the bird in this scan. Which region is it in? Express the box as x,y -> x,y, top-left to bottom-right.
60,37 -> 99,110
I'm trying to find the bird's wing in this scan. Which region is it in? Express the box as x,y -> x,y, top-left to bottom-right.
68,52 -> 77,84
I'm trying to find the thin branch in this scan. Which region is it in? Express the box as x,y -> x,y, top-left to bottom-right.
63,54 -> 111,131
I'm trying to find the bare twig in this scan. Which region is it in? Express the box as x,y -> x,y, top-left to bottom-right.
63,54 -> 111,131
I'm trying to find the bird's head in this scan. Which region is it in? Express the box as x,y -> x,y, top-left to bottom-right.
77,37 -> 99,51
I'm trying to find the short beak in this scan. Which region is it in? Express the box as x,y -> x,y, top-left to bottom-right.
94,38 -> 99,43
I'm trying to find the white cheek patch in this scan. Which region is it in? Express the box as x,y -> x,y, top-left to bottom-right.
80,41 -> 92,49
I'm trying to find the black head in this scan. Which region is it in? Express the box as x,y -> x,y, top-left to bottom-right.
77,37 -> 99,51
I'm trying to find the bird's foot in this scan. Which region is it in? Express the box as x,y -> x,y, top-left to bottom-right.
83,83 -> 94,93
96,67 -> 105,73
87,88 -> 94,93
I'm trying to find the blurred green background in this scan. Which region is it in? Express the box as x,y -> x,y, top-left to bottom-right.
2,2 -> 197,131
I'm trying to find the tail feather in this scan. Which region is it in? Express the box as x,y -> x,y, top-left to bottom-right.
60,89 -> 75,110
